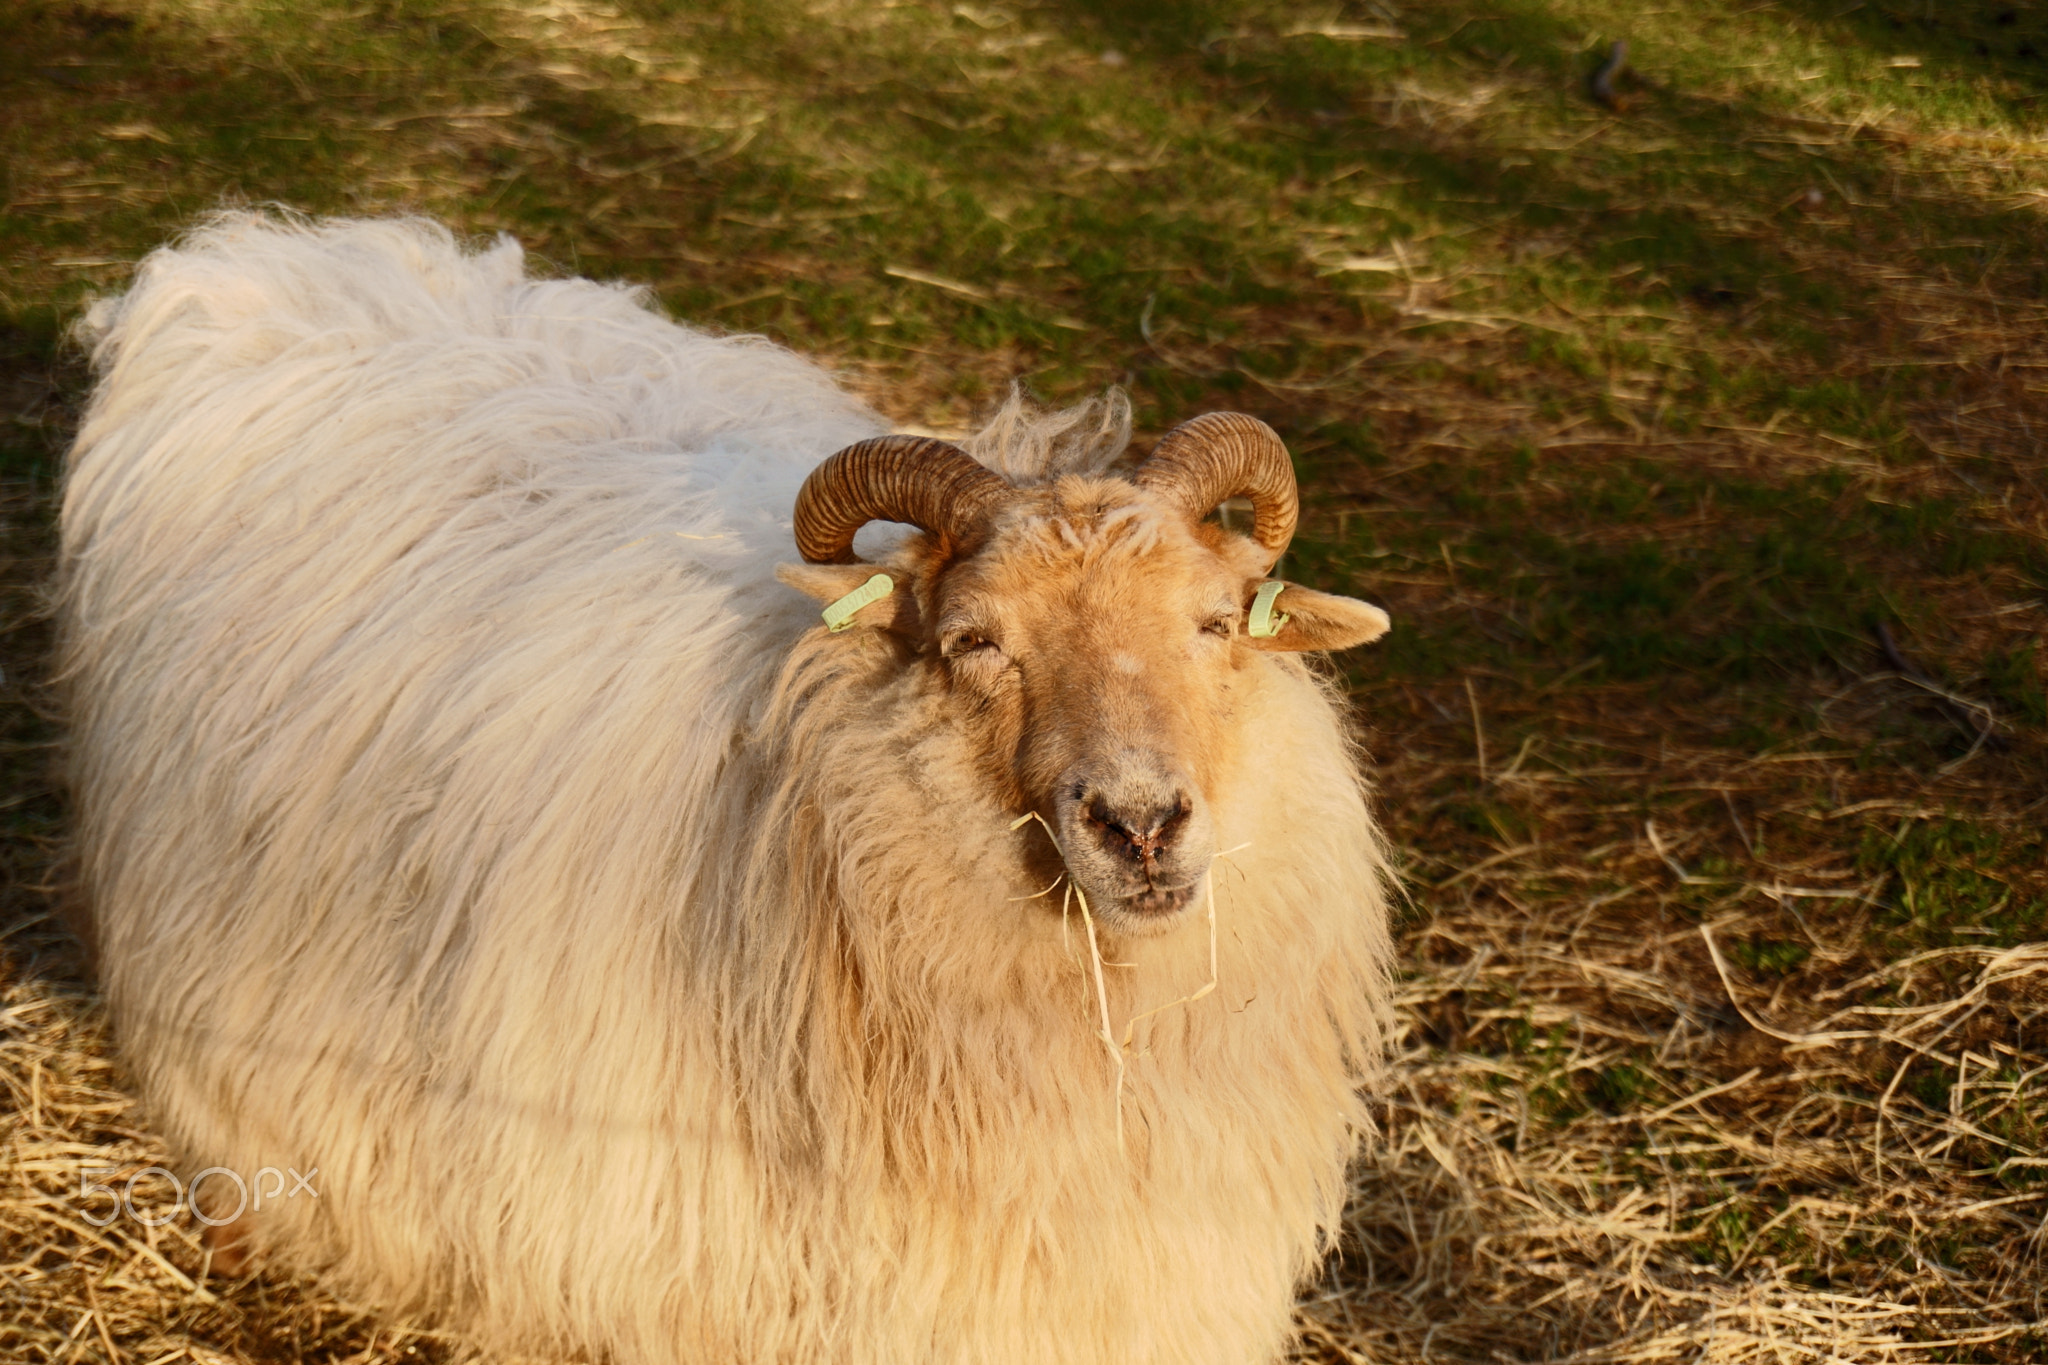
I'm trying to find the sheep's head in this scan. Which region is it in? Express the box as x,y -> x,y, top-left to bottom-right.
779,413 -> 1389,936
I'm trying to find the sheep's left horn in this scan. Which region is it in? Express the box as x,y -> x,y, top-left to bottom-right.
1131,412 -> 1299,560
794,435 -> 1010,565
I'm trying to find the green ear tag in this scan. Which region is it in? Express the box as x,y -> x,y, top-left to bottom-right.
1247,580 -> 1290,638
821,573 -> 894,632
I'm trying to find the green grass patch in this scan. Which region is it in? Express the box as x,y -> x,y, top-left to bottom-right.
1858,815 -> 2046,950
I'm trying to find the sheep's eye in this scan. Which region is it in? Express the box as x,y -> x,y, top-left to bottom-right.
1202,615 -> 1236,638
944,630 -> 994,657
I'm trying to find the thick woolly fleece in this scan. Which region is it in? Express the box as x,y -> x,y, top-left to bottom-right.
58,214 -> 1396,1365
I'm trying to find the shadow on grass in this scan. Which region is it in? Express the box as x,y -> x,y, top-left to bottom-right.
4,0 -> 2043,737
8,0 -> 2044,390
6,0 -> 2044,704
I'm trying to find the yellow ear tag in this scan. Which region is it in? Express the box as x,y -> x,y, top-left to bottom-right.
1247,580 -> 1290,638
821,573 -> 894,632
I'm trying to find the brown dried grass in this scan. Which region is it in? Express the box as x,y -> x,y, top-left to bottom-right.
1308,758 -> 2048,1363
1274,539 -> 2048,1363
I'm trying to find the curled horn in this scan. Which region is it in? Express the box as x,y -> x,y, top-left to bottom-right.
794,435 -> 1011,565
1132,412 -> 1299,560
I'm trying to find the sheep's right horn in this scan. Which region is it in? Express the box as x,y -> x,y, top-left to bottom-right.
794,435 -> 1010,565
1132,412 -> 1299,561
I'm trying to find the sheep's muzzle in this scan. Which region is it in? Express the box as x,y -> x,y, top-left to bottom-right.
1054,750 -> 1214,931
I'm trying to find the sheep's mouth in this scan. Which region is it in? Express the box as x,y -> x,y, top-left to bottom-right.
1064,875 -> 1204,935
1123,883 -> 1199,918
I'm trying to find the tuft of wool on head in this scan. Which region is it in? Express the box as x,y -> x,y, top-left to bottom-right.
960,383 -> 1133,484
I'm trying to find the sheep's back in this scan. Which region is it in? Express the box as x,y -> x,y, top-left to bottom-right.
56,214 -> 883,1345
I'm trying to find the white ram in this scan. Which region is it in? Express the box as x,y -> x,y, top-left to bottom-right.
59,214 -> 1397,1365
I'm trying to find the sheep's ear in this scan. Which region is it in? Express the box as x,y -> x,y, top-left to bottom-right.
1241,582 -> 1390,653
776,563 -> 921,636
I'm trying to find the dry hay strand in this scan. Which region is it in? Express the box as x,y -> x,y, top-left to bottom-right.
1008,810 -> 1235,1156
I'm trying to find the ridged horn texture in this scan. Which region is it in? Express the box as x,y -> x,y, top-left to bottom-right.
1132,412 -> 1299,558
794,435 -> 1012,565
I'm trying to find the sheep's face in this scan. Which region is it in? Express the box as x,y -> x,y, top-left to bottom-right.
929,479 -> 1255,934
783,475 -> 1389,936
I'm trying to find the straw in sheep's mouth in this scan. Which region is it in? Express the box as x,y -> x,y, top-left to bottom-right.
1010,811 -> 1251,1156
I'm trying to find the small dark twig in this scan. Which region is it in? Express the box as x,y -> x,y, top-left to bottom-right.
1589,40 -> 1629,110
1873,621 -> 1916,678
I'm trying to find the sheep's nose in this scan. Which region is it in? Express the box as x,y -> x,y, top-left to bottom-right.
1085,793 -> 1191,870
1051,752 -> 1215,918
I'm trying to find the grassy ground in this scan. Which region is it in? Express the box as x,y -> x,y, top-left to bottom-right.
3,0 -> 2046,1361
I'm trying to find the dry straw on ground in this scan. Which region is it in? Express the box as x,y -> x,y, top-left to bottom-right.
1305,765 -> 2048,1364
